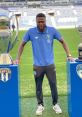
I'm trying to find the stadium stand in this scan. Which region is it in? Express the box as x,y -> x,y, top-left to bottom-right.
0,0 -> 82,29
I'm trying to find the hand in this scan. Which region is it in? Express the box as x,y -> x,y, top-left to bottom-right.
13,59 -> 20,64
67,56 -> 75,62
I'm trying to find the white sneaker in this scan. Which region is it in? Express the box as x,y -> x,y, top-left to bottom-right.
36,104 -> 44,115
53,103 -> 62,114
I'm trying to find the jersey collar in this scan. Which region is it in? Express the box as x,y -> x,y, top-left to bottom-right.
36,26 -> 48,34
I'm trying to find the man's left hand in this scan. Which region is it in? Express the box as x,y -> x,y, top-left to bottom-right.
67,56 -> 75,62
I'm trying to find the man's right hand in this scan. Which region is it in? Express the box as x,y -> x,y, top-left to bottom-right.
13,59 -> 20,64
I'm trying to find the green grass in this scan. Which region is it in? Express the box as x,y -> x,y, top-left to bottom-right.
10,28 -> 80,97
20,95 -> 69,117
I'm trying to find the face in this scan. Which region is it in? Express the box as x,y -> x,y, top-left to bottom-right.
36,17 -> 46,32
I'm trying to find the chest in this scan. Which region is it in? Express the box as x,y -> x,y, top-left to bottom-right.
30,33 -> 54,44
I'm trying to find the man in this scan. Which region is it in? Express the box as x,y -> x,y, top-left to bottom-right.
12,23 -> 15,32
15,13 -> 73,115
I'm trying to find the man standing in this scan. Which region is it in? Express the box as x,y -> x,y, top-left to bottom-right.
15,13 -> 73,115
12,23 -> 15,32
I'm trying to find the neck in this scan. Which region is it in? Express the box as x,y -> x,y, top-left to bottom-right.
37,26 -> 46,32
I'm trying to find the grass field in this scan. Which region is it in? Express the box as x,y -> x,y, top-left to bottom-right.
21,95 -> 69,117
10,28 -> 79,117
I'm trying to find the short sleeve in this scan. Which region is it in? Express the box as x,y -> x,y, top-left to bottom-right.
53,28 -> 62,41
23,30 -> 30,42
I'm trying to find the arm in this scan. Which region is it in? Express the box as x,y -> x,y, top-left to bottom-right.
59,38 -> 73,61
14,41 -> 26,64
14,29 -> 30,64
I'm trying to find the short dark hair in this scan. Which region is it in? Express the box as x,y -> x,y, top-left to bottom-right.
36,13 -> 46,18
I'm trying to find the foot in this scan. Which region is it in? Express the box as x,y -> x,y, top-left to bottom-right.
36,104 -> 44,115
53,103 -> 62,114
